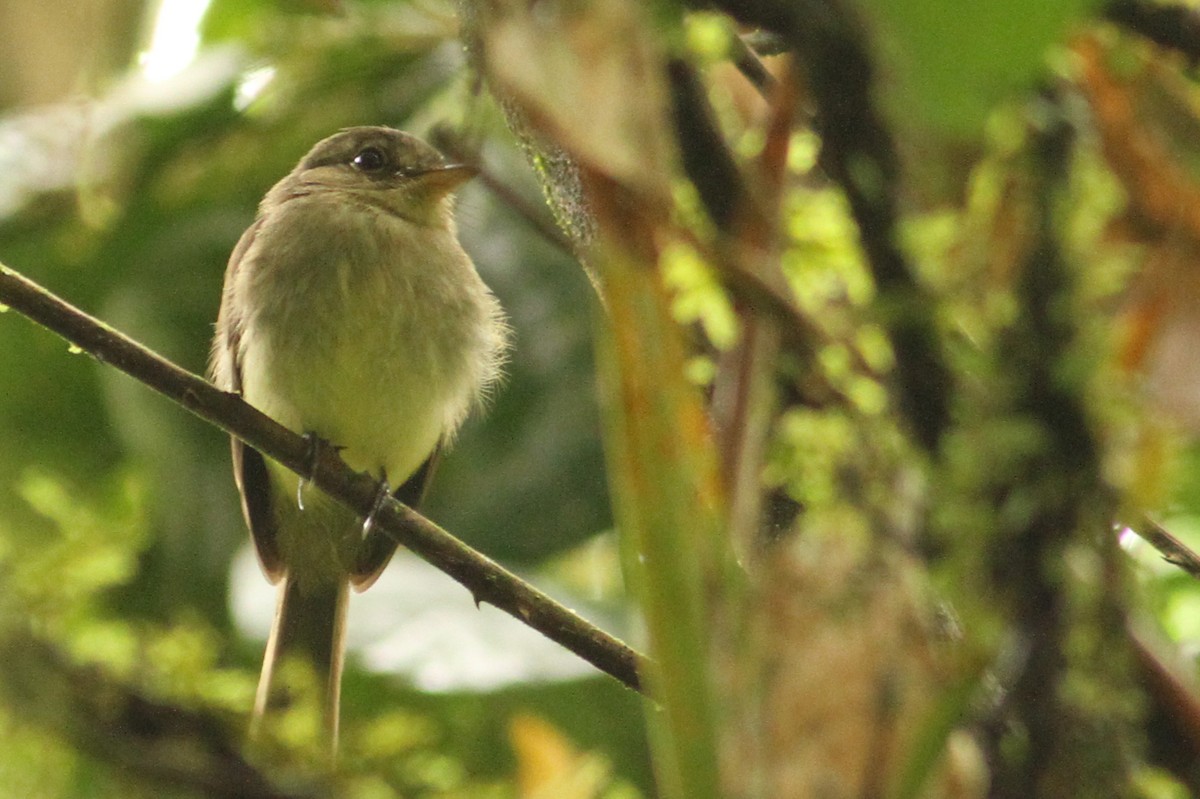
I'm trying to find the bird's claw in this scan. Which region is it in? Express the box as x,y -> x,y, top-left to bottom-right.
297,432 -> 332,511
361,471 -> 391,538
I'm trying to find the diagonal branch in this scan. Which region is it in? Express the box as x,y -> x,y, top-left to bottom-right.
1136,518 -> 1200,581
431,130 -> 577,257
0,262 -> 646,694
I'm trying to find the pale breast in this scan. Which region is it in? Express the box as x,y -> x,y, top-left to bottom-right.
234,194 -> 493,485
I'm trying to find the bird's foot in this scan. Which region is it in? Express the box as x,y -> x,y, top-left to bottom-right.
361,470 -> 391,539
296,432 -> 337,511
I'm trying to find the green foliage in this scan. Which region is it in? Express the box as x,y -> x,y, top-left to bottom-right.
662,239 -> 738,351
10,0 -> 1200,795
859,0 -> 1105,138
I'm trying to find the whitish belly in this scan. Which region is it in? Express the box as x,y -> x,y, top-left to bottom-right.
240,314 -> 452,487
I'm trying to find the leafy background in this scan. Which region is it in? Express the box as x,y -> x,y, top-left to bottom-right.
8,0 -> 1200,797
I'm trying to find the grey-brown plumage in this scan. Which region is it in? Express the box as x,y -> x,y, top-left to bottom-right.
210,127 -> 507,751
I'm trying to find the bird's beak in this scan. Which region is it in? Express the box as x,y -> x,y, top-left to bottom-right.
411,163 -> 477,196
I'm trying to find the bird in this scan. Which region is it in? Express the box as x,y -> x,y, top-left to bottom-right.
209,126 -> 508,752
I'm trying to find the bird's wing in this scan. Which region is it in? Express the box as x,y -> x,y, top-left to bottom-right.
216,219 -> 285,582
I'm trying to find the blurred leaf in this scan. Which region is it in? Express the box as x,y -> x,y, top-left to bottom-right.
859,0 -> 1103,138
509,713 -> 639,799
480,0 -> 674,201
595,241 -> 725,799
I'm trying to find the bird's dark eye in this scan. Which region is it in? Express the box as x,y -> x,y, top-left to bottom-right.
351,147 -> 388,172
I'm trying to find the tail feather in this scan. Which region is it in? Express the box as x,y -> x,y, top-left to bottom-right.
252,573 -> 349,752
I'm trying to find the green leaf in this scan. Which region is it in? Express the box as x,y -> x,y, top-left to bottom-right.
858,0 -> 1103,138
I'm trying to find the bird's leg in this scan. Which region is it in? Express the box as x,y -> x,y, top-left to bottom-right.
361,469 -> 391,538
351,454 -> 436,589
353,471 -> 398,590
297,431 -> 335,511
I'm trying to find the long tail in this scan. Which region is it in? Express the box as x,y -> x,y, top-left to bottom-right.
251,573 -> 349,753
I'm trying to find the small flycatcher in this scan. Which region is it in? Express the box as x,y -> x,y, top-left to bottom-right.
210,127 -> 508,750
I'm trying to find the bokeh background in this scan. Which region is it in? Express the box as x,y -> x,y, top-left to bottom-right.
12,1 -> 1200,797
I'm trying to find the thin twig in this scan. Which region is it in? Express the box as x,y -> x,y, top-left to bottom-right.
729,33 -> 777,98
0,263 -> 647,694
476,166 -> 576,255
1136,518 -> 1200,580
431,132 -> 576,256
743,30 -> 789,58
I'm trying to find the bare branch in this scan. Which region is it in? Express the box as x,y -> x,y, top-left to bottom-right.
0,263 -> 646,694
730,34 -> 777,98
431,130 -> 577,256
1135,518 -> 1200,581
